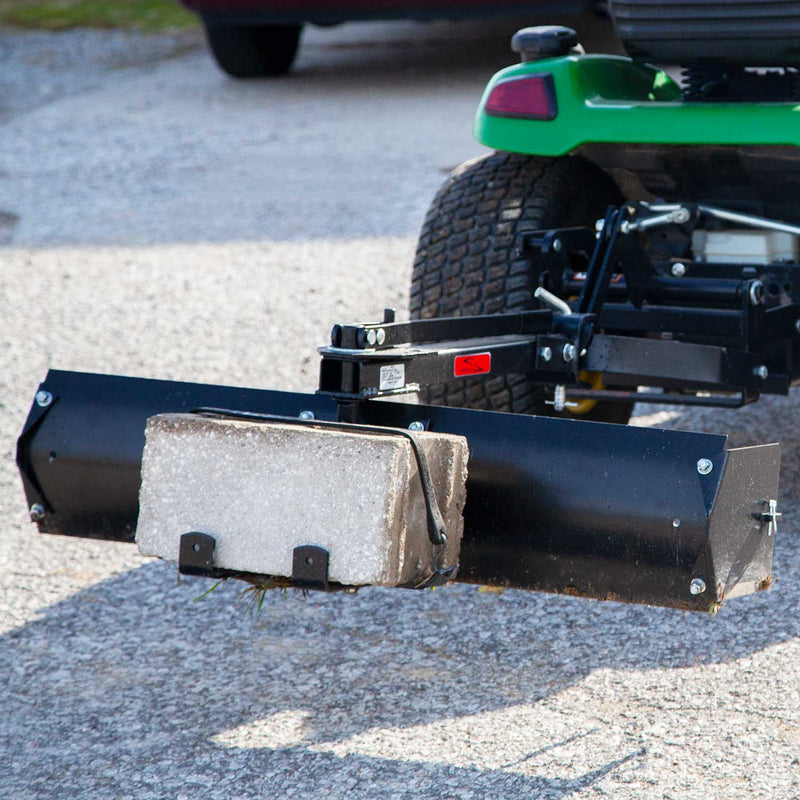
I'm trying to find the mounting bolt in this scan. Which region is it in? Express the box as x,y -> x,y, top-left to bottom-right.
562,343 -> 577,362
689,577 -> 707,595
552,238 -> 563,252
697,458 -> 713,475
553,385 -> 567,412
595,219 -> 605,233
299,410 -> 315,420
366,329 -> 377,346
672,519 -> 681,528
408,421 -> 425,432
671,262 -> 687,278
795,319 -> 800,334
540,346 -> 552,363
376,328 -> 386,345
35,390 -> 52,408
29,503 -> 45,522
754,365 -> 769,380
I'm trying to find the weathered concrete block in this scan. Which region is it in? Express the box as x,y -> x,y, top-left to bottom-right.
136,414 -> 468,587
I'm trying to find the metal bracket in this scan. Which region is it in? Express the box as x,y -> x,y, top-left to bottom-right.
179,532 -> 220,577
16,388 -> 59,516
292,545 -> 330,589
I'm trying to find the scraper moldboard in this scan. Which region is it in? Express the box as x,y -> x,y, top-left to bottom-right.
17,369 -> 780,611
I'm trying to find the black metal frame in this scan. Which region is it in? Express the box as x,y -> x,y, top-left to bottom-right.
318,203 -> 800,411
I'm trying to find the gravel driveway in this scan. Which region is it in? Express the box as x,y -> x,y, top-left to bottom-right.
1,16 -> 798,800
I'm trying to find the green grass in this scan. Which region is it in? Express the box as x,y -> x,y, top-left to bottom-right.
0,0 -> 199,31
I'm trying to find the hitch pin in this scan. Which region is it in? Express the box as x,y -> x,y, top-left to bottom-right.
760,499 -> 781,536
545,385 -> 579,412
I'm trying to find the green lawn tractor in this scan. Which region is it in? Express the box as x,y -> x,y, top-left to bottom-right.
18,2 -> 795,613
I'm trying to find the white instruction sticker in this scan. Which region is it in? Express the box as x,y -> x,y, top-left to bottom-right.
379,363 -> 406,391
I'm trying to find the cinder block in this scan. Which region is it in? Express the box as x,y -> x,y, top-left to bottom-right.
136,414 -> 468,587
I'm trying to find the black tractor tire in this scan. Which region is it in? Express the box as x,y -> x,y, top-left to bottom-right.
203,20 -> 302,78
410,151 -> 633,424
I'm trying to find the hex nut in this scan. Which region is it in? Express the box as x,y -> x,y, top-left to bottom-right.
697,458 -> 713,475
671,262 -> 687,277
35,390 -> 53,408
690,577 -> 707,595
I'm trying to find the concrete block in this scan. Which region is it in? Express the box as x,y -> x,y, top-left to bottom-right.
136,414 -> 468,587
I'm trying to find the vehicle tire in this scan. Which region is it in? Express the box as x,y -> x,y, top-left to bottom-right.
410,151 -> 633,424
203,20 -> 302,78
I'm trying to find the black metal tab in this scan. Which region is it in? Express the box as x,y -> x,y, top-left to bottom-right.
178,532 -> 219,577
292,545 -> 329,589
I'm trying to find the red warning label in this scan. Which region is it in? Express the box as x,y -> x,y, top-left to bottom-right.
454,352 -> 491,377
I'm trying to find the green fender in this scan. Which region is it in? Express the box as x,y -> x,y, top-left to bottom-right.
474,54 -> 800,156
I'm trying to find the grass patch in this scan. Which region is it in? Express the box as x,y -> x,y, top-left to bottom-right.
0,0 -> 199,32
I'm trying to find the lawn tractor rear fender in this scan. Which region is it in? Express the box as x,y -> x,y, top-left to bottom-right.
475,53 -> 800,157
18,369 -> 779,611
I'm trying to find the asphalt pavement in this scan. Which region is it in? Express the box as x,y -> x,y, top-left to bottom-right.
1,15 -> 798,800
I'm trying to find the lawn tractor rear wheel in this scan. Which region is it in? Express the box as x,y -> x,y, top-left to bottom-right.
410,152 -> 633,424
203,20 -> 302,78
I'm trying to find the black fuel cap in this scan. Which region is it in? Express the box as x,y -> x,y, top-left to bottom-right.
511,26 -> 580,62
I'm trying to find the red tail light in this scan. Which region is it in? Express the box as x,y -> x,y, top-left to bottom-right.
484,74 -> 557,120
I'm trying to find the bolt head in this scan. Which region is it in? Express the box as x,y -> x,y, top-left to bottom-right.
689,577 -> 707,595
795,319 -> 800,334
35,390 -> 52,408
671,262 -> 687,278
754,365 -> 769,380
298,410 -> 315,421
540,346 -> 552,363
562,343 -> 577,362
366,329 -> 377,346
552,239 -> 562,252
408,421 -> 425,432
697,458 -> 713,475
376,329 -> 386,345
29,503 -> 45,522
672,519 -> 681,528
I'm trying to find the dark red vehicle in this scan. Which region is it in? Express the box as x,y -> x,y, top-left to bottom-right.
180,0 -> 588,77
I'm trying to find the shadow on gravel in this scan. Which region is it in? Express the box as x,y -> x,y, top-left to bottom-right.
1,510 -> 796,795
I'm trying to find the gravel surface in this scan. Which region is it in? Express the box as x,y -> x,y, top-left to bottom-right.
1,16 -> 798,800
